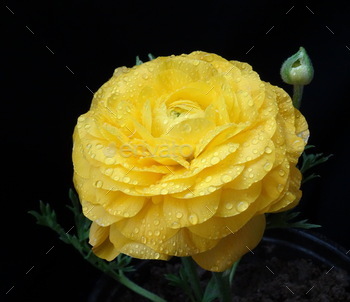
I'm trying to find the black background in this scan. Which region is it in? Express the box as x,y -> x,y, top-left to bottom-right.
2,0 -> 350,301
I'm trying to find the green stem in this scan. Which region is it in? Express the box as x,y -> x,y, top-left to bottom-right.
292,84 -> 304,109
114,271 -> 167,302
228,258 -> 241,286
213,272 -> 232,302
181,257 -> 203,302
83,247 -> 166,302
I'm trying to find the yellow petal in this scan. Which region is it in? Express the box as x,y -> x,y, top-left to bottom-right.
163,190 -> 221,228
89,222 -> 109,247
109,224 -> 170,260
92,236 -> 120,261
192,214 -> 266,272
188,200 -> 259,240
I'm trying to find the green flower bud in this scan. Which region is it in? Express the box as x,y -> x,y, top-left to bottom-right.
280,47 -> 314,85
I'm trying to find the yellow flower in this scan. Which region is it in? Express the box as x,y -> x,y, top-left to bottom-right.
72,51 -> 309,272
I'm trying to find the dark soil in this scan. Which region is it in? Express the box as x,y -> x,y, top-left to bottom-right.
91,240 -> 350,302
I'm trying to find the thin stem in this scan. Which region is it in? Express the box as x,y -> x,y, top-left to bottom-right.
292,84 -> 304,109
83,247 -> 166,302
213,272 -> 232,302
114,271 -> 167,302
181,257 -> 203,301
228,258 -> 241,286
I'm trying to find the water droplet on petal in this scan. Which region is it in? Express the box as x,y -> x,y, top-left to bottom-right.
154,230 -> 160,236
134,228 -> 139,234
189,214 -> 198,225
225,202 -> 233,210
210,157 -> 220,165
94,180 -> 103,188
265,146 -> 272,154
171,221 -> 180,229
263,162 -> 272,171
205,176 -> 212,182
160,188 -> 168,195
154,253 -> 160,259
221,174 -> 232,183
279,169 -> 286,176
237,201 -> 249,212
208,186 -> 216,193
176,212 -> 183,219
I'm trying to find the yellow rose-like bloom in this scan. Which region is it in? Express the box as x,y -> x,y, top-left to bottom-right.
73,51 -> 309,272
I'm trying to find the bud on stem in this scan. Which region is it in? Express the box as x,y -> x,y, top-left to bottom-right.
280,47 -> 314,109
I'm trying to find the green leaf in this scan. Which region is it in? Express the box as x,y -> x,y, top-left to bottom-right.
148,53 -> 156,60
202,275 -> 219,302
67,189 -> 91,242
135,56 -> 143,65
300,146 -> 332,184
266,211 -> 321,230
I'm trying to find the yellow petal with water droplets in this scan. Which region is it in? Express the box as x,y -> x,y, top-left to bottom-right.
192,214 -> 265,272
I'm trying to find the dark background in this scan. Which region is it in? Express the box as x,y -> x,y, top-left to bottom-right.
2,0 -> 350,300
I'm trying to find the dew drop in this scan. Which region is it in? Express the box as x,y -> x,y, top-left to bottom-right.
154,230 -> 160,236
205,176 -> 212,182
123,176 -> 131,183
154,253 -> 160,259
277,184 -> 284,192
263,162 -> 272,171
154,219 -> 160,226
189,214 -> 199,225
210,157 -> 220,165
94,180 -> 103,188
265,146 -> 272,154
236,201 -> 249,212
182,123 -> 192,133
208,186 -> 216,193
105,168 -> 113,176
279,169 -> 286,176
171,221 -> 180,229
221,174 -> 232,183
225,202 -> 233,210
160,188 -> 168,195
134,228 -> 139,234
176,212 -> 183,219
141,236 -> 147,244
